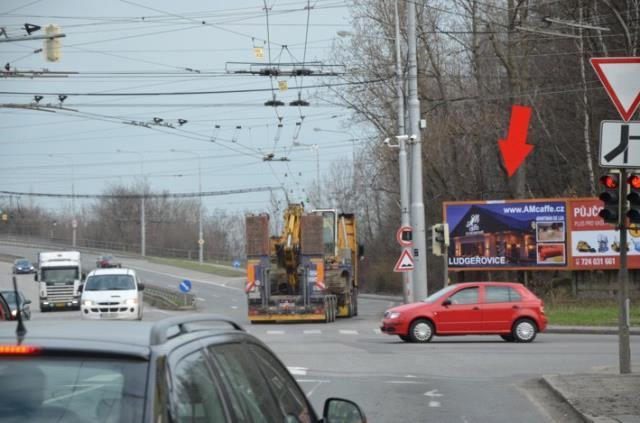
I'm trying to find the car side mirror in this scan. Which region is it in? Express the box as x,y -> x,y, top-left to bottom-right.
81,272 -> 86,281
34,273 -> 38,282
323,398 -> 366,423
77,285 -> 83,293
442,299 -> 452,307
138,283 -> 145,291
24,299 -> 32,305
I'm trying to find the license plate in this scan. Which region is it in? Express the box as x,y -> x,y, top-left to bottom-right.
100,313 -> 118,319
56,303 -> 66,308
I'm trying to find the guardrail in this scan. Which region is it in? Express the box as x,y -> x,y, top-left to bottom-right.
144,284 -> 196,311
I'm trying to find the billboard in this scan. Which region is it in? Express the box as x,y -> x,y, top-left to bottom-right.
444,198 -> 640,271
444,200 -> 567,270
568,198 -> 640,269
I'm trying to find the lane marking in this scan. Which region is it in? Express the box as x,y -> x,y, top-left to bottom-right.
288,367 -> 308,376
230,305 -> 238,310
303,329 -> 321,335
127,265 -> 243,291
303,380 -> 329,398
428,401 -> 441,408
373,328 -> 382,334
267,330 -> 285,335
339,329 -> 358,335
196,297 -> 205,301
386,381 -> 427,385
424,389 -> 443,397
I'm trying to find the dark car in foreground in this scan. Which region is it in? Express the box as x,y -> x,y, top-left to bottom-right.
12,259 -> 35,274
381,282 -> 547,343
0,291 -> 31,320
96,254 -> 121,269
0,294 -> 11,321
0,315 -> 366,423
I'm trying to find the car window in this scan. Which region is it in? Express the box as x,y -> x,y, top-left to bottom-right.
484,286 -> 522,303
0,358 -> 146,423
508,287 -> 521,301
249,345 -> 314,423
209,343 -> 281,423
172,349 -> 227,423
448,287 -> 479,305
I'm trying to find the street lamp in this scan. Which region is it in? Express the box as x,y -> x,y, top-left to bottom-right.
170,149 -> 204,265
48,154 -> 76,247
116,149 -> 146,257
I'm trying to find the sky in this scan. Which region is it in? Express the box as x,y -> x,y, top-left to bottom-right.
0,0 -> 367,216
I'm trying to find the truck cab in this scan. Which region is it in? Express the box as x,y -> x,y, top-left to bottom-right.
36,251 -> 83,311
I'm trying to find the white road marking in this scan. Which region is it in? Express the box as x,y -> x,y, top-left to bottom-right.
405,375 -> 417,378
288,367 -> 308,376
428,401 -> 441,408
230,306 -> 238,310
339,329 -> 358,335
267,330 -> 285,335
196,297 -> 205,301
127,265 -> 242,291
303,380 -> 329,398
373,328 -> 382,334
386,381 -> 427,385
424,389 -> 443,397
303,329 -> 321,335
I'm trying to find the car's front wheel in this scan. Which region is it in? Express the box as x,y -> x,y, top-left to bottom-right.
409,319 -> 434,343
512,318 -> 537,343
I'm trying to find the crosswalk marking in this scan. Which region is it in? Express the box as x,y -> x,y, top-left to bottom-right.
267,330 -> 285,335
303,329 -> 322,335
339,329 -> 358,335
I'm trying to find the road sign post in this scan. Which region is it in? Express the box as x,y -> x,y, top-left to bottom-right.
592,56 -> 638,374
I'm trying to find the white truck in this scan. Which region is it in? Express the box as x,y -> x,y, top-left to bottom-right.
35,251 -> 84,311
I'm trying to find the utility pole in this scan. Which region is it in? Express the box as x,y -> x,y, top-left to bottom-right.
407,0 -> 428,299
171,149 -> 204,264
618,168 -> 631,374
48,154 -> 76,247
395,0 -> 413,304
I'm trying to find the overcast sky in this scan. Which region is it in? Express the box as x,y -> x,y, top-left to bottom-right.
1,0 -> 367,215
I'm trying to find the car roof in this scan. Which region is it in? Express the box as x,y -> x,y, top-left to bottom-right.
450,281 -> 523,288
0,315 -> 250,360
88,268 -> 135,276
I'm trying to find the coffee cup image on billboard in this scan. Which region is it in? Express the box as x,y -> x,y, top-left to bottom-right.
537,243 -> 565,263
535,221 -> 565,242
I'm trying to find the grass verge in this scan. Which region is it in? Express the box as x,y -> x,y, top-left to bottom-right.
148,257 -> 245,278
546,301 -> 640,326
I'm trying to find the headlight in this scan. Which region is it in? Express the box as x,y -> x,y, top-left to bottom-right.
388,311 -> 401,319
125,298 -> 138,306
82,300 -> 93,307
11,310 -> 17,317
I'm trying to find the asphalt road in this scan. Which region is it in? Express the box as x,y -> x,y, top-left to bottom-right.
1,243 -> 638,422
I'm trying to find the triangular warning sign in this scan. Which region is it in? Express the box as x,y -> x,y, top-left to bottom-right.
590,57 -> 640,121
394,249 -> 414,272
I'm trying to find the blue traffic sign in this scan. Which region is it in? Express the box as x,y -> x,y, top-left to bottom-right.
179,279 -> 192,293
232,259 -> 241,268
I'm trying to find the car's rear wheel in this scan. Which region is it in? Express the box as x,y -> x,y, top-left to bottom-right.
398,335 -> 410,342
409,319 -> 434,343
512,318 -> 537,343
500,334 -> 515,342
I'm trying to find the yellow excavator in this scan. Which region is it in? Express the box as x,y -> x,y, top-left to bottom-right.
245,203 -> 362,323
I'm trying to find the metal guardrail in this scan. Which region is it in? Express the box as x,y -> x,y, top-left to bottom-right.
144,284 -> 196,311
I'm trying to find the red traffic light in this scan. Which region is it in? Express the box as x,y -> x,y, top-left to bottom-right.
628,174 -> 640,189
600,174 -> 619,189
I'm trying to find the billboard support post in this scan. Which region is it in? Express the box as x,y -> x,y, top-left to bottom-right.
617,168 -> 631,374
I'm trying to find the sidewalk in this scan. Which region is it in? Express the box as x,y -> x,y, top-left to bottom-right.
542,373 -> 640,423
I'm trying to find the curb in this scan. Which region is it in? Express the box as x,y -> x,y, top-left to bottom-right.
540,375 -> 595,423
546,326 -> 640,335
359,293 -> 403,302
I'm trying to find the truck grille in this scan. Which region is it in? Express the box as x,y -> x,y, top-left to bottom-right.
46,284 -> 75,300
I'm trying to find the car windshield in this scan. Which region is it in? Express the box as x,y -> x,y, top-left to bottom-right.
16,260 -> 30,266
0,358 -> 146,423
41,267 -> 78,283
421,284 -> 458,303
85,275 -> 135,291
0,292 -> 19,306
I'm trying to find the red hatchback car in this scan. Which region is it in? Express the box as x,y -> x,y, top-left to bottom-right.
381,282 -> 547,343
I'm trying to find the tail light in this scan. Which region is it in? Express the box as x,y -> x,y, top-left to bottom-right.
0,345 -> 41,355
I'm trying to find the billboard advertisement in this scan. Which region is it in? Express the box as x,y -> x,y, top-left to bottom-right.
444,200 -> 567,270
568,198 -> 640,269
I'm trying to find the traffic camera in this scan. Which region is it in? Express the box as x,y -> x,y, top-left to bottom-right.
627,173 -> 640,223
598,173 -> 621,225
431,223 -> 450,257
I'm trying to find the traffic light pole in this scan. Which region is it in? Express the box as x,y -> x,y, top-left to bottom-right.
617,168 -> 631,374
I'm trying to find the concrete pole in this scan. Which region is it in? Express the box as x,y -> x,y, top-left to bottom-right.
49,154 -> 76,247
117,149 -> 145,256
395,0 -> 413,304
407,0 -> 428,299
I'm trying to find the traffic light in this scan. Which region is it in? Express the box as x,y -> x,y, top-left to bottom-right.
627,173 -> 640,223
598,173 -> 621,225
431,223 -> 450,256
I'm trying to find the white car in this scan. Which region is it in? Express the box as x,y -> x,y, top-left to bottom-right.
80,268 -> 144,320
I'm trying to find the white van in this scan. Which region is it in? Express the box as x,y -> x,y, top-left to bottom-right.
80,268 -> 144,320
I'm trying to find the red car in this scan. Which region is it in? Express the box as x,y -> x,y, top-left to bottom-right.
381,282 -> 547,343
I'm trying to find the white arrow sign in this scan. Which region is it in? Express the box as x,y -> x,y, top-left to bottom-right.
591,57 -> 640,121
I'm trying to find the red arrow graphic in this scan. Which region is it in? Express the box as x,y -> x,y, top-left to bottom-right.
498,105 -> 533,178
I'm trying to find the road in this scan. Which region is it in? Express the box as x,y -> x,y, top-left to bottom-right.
1,243 -> 638,422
